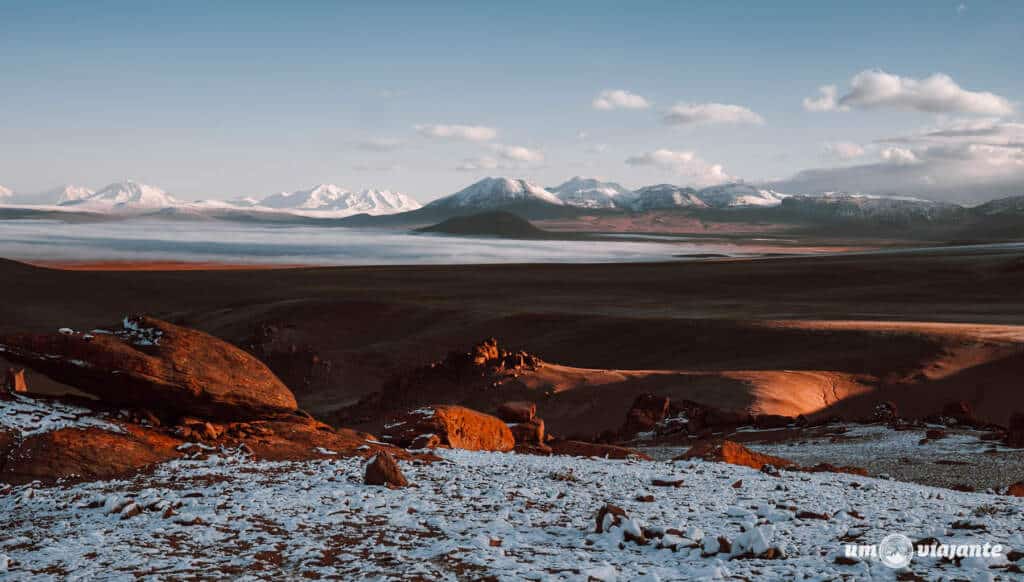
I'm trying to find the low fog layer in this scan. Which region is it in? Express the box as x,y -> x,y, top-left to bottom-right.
0,219 -> 716,266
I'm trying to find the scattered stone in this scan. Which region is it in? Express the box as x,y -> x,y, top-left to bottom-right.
925,429 -> 946,440
594,503 -> 628,534
364,451 -> 409,488
651,478 -> 684,487
731,480 -> 743,489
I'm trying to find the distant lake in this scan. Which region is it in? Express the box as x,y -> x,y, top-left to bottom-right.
0,219 -> 768,266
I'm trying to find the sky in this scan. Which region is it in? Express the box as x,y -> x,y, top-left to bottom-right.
1,0 -> 1022,204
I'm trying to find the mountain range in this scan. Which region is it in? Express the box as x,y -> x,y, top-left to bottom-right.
2,177 -> 1023,237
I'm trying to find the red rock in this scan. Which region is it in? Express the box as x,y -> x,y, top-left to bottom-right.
382,405 -> 514,452
364,451 -> 409,488
1006,481 -> 1024,497
731,479 -> 743,489
621,393 -> 670,436
675,439 -> 795,470
497,401 -> 536,423
0,425 -> 182,485
3,368 -> 27,398
594,503 -> 628,533
0,316 -> 298,421
509,418 -> 545,444
548,439 -> 652,460
796,510 -> 830,520
925,429 -> 946,440
651,478 -> 684,487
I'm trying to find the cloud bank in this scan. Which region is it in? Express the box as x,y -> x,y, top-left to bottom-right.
804,70 -> 1014,116
625,149 -> 733,186
663,103 -> 764,126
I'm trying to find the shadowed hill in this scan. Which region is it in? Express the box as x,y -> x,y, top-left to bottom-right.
415,211 -> 551,239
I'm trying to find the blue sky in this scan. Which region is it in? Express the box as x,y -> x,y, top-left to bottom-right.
1,1 -> 1022,202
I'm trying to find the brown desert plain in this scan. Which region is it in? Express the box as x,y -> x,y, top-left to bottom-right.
2,242 -> 1022,436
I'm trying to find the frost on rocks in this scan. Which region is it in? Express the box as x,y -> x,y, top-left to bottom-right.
3,448 -> 1023,579
0,393 -> 122,437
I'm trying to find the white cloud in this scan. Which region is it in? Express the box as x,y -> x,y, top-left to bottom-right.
491,144 -> 544,163
456,156 -> 501,172
356,138 -> 405,151
805,70 -> 1014,116
803,85 -> 847,112
773,136 -> 1024,203
625,148 -> 733,186
823,141 -> 866,160
414,124 -> 497,142
880,147 -> 919,165
663,103 -> 764,126
592,89 -> 651,111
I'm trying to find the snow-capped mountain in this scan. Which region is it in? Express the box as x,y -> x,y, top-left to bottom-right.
778,193 -> 966,224
51,185 -> 97,205
63,180 -> 179,211
258,184 -> 421,215
0,185 -> 13,201
696,183 -> 787,208
627,184 -> 707,211
425,177 -> 564,210
548,177 -> 632,209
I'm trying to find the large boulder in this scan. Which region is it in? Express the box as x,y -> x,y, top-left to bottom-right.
1,425 -> 182,485
364,451 -> 409,488
382,405 -> 514,452
676,439 -> 795,471
0,316 -> 298,421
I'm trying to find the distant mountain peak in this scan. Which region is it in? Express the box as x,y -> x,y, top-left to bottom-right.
63,180 -> 178,210
549,177 -> 631,209
258,184 -> 421,214
428,177 -> 564,209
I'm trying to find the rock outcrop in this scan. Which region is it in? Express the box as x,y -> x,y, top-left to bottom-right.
497,401 -> 536,423
0,316 -> 298,421
3,368 -> 27,398
382,405 -> 515,452
1,425 -> 182,485
621,394 -> 670,436
676,439 -> 795,471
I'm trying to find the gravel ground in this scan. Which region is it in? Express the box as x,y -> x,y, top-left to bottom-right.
641,424 -> 1024,492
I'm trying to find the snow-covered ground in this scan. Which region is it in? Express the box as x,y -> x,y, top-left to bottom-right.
0,394 -> 121,437
3,448 -> 1023,580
